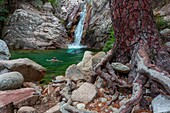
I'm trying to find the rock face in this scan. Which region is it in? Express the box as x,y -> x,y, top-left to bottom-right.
152,94 -> 170,113
0,39 -> 11,60
0,58 -> 46,82
2,2 -> 68,50
0,72 -> 24,90
83,0 -> 112,49
71,82 -> 98,103
2,0 -> 112,49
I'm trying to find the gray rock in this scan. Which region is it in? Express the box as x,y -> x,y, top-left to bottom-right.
0,58 -> 46,82
92,52 -> 106,67
165,42 -> 170,47
76,103 -> 86,110
2,2 -> 68,50
71,82 -> 98,103
17,106 -> 38,113
0,72 -> 24,90
65,64 -> 85,82
45,103 -> 61,113
152,94 -> 170,113
0,39 -> 10,60
99,97 -> 107,102
94,77 -> 104,88
112,62 -> 130,73
160,28 -> 170,35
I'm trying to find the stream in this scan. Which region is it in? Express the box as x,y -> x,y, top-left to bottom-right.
10,49 -> 98,84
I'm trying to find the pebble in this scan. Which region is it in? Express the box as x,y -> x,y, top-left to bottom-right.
99,97 -> 107,102
76,103 -> 86,109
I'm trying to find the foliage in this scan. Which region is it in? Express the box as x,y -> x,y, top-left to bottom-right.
102,27 -> 115,52
31,0 -> 44,9
48,0 -> 59,7
155,16 -> 168,31
0,0 -> 8,21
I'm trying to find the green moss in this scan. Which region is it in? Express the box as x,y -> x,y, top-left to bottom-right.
155,16 -> 168,31
102,27 -> 115,52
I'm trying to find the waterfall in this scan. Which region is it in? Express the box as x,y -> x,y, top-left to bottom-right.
68,4 -> 87,49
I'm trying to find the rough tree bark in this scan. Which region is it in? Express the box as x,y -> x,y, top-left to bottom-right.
94,0 -> 170,112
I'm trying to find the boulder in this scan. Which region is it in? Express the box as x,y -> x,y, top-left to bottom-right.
17,106 -> 38,113
71,82 -> 98,103
0,88 -> 38,111
2,2 -> 68,50
92,52 -> 106,67
0,39 -> 10,60
112,62 -> 130,73
45,103 -> 61,113
65,64 -> 85,82
77,51 -> 93,72
0,58 -> 46,82
152,94 -> 170,113
0,72 -> 24,90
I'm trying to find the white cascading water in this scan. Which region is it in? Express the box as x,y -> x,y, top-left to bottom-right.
68,4 -> 87,49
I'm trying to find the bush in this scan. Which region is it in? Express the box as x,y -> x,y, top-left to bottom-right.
155,16 -> 168,31
48,0 -> 59,7
102,27 -> 115,52
0,0 -> 8,21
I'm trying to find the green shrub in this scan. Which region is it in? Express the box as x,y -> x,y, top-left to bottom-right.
0,0 -> 8,21
102,27 -> 115,52
155,16 -> 168,31
48,0 -> 59,7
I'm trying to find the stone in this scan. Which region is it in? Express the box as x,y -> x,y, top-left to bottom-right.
92,52 -> 106,67
77,51 -> 93,70
160,28 -> 170,35
65,64 -> 85,82
94,77 -> 104,88
165,42 -> 170,47
55,76 -> 65,82
0,39 -> 10,60
0,58 -> 46,82
0,88 -> 38,110
76,103 -> 86,110
99,98 -> 107,102
0,72 -> 24,90
112,62 -> 130,73
152,94 -> 170,113
17,106 -> 38,113
0,102 -> 14,113
45,103 -> 61,113
2,2 -> 68,49
71,82 -> 98,103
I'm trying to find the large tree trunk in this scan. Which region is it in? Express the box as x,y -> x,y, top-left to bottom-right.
94,0 -> 170,112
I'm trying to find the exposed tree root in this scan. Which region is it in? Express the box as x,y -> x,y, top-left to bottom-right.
118,77 -> 143,113
93,46 -> 170,112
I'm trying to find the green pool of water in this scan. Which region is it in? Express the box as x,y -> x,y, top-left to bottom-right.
10,49 -> 98,84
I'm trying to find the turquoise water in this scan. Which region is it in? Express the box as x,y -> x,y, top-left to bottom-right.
10,49 -> 97,84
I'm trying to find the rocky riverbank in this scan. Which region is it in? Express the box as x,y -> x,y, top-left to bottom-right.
0,1 -> 170,113
1,39 -> 170,113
